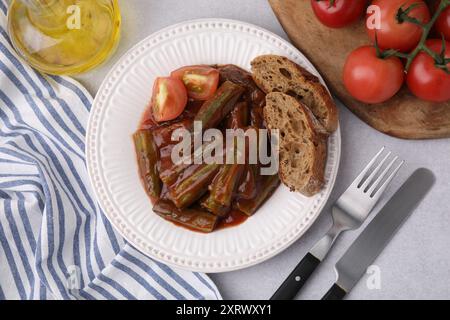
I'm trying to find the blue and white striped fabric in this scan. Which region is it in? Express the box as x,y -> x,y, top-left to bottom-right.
0,1 -> 221,300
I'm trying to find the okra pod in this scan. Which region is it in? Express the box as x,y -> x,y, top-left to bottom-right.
218,64 -> 266,110
251,105 -> 265,129
168,163 -> 221,209
194,81 -> 245,130
200,194 -> 230,217
236,174 -> 280,216
237,162 -> 261,201
159,140 -> 222,187
200,160 -> 243,216
227,101 -> 249,129
209,164 -> 245,207
159,160 -> 191,187
133,130 -> 162,199
153,200 -> 219,233
152,119 -> 192,149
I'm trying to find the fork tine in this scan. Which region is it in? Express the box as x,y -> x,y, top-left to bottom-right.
370,159 -> 405,199
366,156 -> 399,195
351,147 -> 385,188
360,151 -> 392,191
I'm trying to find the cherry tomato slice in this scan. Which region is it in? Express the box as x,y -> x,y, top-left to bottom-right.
171,66 -> 220,100
311,0 -> 367,28
407,39 -> 450,103
366,0 -> 430,53
151,77 -> 188,122
343,46 -> 405,104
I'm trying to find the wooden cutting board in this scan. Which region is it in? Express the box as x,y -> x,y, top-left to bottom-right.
269,0 -> 450,140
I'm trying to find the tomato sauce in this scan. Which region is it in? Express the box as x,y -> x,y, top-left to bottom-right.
217,210 -> 249,230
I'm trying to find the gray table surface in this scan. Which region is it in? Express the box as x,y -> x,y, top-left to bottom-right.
76,0 -> 450,300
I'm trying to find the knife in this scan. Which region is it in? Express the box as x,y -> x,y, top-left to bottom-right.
322,168 -> 435,300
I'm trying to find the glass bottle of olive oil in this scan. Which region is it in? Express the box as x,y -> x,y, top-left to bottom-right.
7,0 -> 121,75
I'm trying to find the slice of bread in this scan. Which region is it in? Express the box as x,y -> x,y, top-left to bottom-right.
264,92 -> 327,197
251,55 -> 338,133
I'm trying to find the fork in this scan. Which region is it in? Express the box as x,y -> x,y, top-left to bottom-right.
271,147 -> 404,300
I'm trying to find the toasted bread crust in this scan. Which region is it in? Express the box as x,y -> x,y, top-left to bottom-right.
251,55 -> 338,133
264,92 -> 327,197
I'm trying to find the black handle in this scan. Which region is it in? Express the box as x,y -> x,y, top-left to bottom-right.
270,252 -> 321,300
321,283 -> 347,300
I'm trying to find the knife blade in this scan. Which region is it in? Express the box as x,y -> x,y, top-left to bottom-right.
322,168 -> 435,300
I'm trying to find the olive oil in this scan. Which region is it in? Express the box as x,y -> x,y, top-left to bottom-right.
7,0 -> 121,75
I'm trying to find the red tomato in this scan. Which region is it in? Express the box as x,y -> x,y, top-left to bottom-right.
311,0 -> 367,28
343,46 -> 405,104
171,66 -> 220,100
407,39 -> 450,103
366,0 -> 430,52
151,77 -> 188,122
435,1 -> 450,41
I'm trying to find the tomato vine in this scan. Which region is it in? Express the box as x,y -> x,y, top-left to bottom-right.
393,0 -> 450,72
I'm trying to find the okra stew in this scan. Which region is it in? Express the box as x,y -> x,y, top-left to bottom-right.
134,65 -> 280,233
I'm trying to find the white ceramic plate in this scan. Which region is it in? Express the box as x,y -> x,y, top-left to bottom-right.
86,19 -> 341,273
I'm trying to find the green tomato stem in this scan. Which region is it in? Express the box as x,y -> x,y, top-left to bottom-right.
403,0 -> 450,71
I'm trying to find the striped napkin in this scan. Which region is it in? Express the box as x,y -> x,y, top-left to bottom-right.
0,1 -> 220,300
